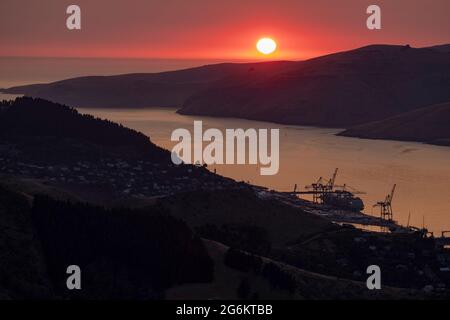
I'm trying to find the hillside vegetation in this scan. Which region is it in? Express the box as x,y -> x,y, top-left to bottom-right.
0,182 -> 214,299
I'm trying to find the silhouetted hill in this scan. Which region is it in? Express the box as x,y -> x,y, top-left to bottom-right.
179,44 -> 450,127
0,184 -> 53,299
427,44 -> 450,53
0,182 -> 213,299
157,189 -> 334,250
4,45 -> 449,129
2,61 -> 297,107
0,97 -> 238,203
32,196 -> 213,298
339,101 -> 450,146
0,97 -> 168,161
167,239 -> 419,299
1,97 -> 448,299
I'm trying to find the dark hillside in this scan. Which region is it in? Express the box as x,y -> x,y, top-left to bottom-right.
339,101 -> 450,145
3,61 -> 297,108
179,45 -> 450,127
0,97 -> 237,203
0,185 -> 53,299
31,196 -> 213,298
0,97 -> 168,161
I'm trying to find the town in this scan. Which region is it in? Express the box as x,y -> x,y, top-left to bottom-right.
0,154 -> 240,202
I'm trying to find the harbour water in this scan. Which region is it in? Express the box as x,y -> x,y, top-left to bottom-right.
77,107 -> 450,235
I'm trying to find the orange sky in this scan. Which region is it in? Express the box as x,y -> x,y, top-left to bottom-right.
0,0 -> 449,60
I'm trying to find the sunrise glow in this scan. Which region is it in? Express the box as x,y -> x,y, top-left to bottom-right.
256,38 -> 277,55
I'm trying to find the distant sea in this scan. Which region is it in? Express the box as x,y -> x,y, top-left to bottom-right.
0,56 -> 255,89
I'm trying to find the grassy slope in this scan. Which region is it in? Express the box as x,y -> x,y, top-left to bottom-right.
167,239 -> 419,299
157,189 -> 334,247
0,174 -> 423,300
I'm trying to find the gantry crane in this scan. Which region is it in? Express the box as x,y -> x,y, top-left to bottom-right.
305,168 -> 338,203
287,168 -> 366,211
333,183 -> 366,195
374,184 -> 396,221
327,168 -> 338,191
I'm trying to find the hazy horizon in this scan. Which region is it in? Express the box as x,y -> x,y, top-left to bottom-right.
0,56 -> 257,88
1,42 -> 448,89
1,0 -> 449,60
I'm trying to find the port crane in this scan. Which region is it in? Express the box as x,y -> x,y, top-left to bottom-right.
374,184 -> 396,221
437,231 -> 450,246
284,168 -> 366,211
301,169 -> 365,202
304,168 -> 339,203
334,183 -> 366,195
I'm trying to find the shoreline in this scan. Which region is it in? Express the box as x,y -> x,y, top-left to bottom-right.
254,186 -> 419,235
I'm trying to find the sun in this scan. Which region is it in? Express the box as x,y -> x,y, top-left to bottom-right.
256,37 -> 277,55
